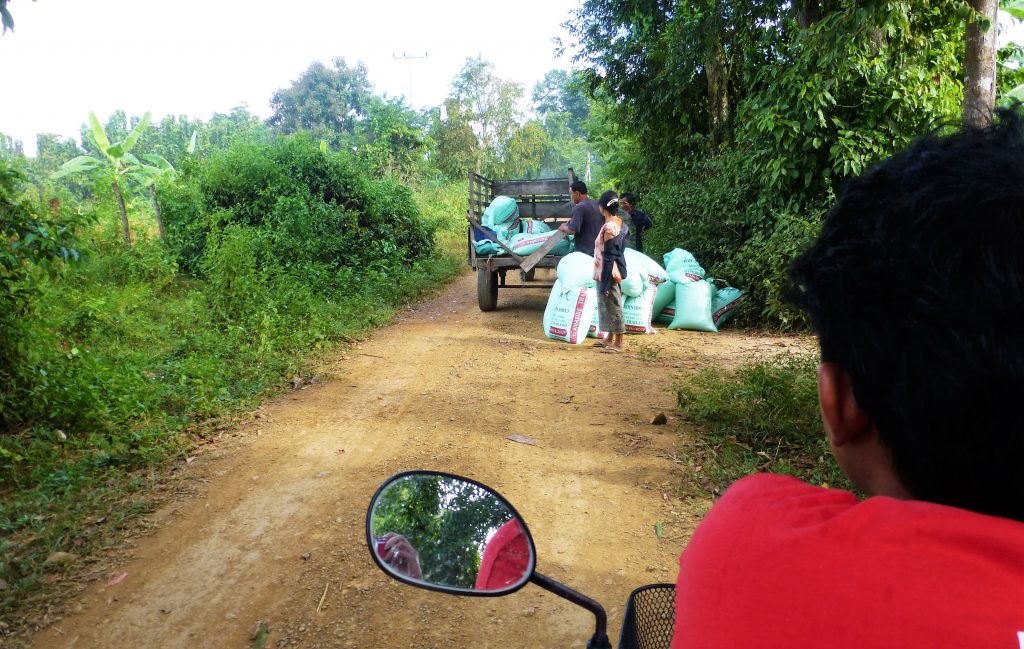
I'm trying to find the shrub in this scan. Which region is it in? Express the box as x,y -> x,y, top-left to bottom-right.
162,134 -> 435,278
675,352 -> 851,494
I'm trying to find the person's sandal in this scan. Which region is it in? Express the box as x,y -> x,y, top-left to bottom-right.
592,340 -> 608,348
600,347 -> 621,354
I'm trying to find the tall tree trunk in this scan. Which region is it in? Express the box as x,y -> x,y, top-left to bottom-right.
796,0 -> 821,28
963,0 -> 998,129
706,37 -> 730,149
149,184 -> 166,241
111,181 -> 132,247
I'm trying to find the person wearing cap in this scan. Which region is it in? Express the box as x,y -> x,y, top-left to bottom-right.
558,179 -> 604,257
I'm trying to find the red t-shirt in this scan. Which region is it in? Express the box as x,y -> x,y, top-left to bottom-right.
672,474 -> 1024,648
475,519 -> 530,591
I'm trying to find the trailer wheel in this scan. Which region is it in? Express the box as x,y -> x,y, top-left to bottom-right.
477,269 -> 499,311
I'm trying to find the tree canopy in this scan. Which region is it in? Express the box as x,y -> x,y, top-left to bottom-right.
267,58 -> 375,147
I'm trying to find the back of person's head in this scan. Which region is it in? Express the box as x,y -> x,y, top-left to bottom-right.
570,179 -> 588,195
789,107 -> 1024,522
598,190 -> 619,214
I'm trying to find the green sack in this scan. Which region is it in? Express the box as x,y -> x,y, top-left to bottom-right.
510,230 -> 571,257
669,279 -> 717,332
663,249 -> 705,285
655,299 -> 676,325
544,279 -> 597,345
653,281 -> 675,320
483,195 -> 520,229
711,286 -> 746,329
557,252 -> 597,289
520,219 -> 551,234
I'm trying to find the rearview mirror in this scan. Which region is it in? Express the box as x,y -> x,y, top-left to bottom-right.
366,471 -> 536,596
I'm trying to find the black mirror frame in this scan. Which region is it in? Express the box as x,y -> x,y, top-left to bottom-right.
366,470 -> 537,597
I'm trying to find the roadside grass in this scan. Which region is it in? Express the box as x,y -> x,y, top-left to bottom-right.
673,351 -> 852,497
0,183 -> 467,630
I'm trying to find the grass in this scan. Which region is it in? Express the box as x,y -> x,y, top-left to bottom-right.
673,351 -> 852,497
0,181 -> 469,631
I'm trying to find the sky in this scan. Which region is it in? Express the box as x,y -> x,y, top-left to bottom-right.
0,0 -> 581,155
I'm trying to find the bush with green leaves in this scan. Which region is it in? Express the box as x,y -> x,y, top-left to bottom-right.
160,134 -> 434,280
0,160 -> 87,429
676,352 -> 851,494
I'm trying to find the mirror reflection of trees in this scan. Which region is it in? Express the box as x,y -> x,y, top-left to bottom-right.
370,476 -> 513,589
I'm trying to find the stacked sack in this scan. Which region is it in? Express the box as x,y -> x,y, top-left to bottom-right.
544,250 -> 670,344
473,196 -> 520,256
543,252 -> 597,345
509,219 -> 572,256
589,248 -> 668,337
475,196 -> 573,257
654,249 -> 746,332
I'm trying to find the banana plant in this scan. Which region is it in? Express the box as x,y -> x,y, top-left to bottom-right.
52,111 -> 152,246
129,153 -> 176,241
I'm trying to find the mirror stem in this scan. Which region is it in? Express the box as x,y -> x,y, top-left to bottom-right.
529,572 -> 611,649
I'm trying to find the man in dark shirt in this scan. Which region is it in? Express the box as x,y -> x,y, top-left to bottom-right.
620,192 -> 653,252
558,179 -> 603,257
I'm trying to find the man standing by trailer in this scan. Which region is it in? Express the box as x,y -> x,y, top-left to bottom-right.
559,180 -> 603,257
619,192 -> 653,252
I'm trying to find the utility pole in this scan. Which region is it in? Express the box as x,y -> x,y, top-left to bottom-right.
392,52 -> 428,107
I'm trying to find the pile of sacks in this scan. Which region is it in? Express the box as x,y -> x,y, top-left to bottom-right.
474,195 -> 573,257
543,248 -> 746,345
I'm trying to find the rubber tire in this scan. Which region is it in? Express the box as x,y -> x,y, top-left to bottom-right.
477,269 -> 499,312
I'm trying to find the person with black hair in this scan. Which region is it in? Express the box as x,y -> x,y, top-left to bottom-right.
591,190 -> 628,353
671,109 -> 1024,648
558,179 -> 604,257
619,192 -> 653,252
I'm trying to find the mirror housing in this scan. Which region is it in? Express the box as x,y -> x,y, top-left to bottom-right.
366,471 -> 536,596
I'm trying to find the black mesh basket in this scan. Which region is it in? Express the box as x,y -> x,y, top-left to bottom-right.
617,583 -> 676,649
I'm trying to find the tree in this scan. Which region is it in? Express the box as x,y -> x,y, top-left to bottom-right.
964,0 -> 1000,128
449,57 -> 529,175
532,69 -> 599,179
206,105 -> 271,152
358,96 -> 428,180
53,111 -> 153,246
267,58 -> 374,147
428,99 -> 479,180
532,70 -> 590,135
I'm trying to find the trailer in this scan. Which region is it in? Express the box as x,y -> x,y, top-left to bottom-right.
467,169 -> 577,311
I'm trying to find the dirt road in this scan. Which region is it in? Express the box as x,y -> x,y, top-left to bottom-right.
26,272 -> 795,649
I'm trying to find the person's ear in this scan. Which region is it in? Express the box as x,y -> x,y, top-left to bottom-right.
818,362 -> 872,447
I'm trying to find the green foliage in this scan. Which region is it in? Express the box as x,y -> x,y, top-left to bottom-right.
675,352 -> 851,494
576,0 -> 968,326
443,57 -> 548,178
267,58 -> 375,148
411,179 -> 469,257
358,96 -> 429,180
1,127 -> 464,618
160,134 -> 434,277
0,160 -> 86,428
429,100 -> 480,180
